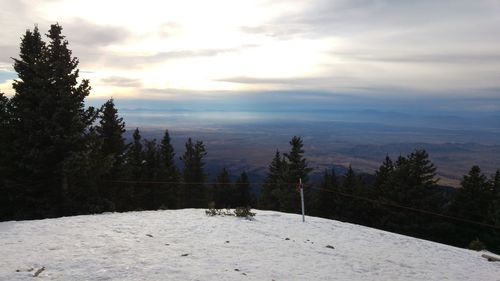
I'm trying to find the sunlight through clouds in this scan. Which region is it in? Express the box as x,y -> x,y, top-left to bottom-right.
0,0 -> 499,101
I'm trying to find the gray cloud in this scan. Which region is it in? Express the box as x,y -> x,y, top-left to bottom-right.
245,0 -> 500,51
0,45 -> 18,65
334,51 -> 500,64
216,76 -> 357,90
62,18 -> 131,47
82,45 -> 257,70
100,76 -> 142,87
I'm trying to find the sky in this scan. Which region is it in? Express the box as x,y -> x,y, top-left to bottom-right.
0,0 -> 500,112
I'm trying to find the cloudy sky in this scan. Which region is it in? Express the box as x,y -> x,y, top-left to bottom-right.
1,0 -> 499,110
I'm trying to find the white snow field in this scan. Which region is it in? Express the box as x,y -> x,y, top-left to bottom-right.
1,209 -> 499,281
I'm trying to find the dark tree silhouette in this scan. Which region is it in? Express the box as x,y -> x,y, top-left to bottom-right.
180,138 -> 207,208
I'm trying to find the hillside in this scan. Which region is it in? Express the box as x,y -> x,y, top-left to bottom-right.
0,209 -> 499,280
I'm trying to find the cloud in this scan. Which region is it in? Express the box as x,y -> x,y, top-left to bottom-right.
0,79 -> 14,96
62,18 -> 131,47
82,46 -> 256,70
2,0 -> 500,101
0,45 -> 18,65
99,76 -> 142,87
333,51 -> 500,65
156,22 -> 183,38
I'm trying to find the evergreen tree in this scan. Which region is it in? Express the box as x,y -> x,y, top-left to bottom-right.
374,150 -> 443,238
96,98 -> 126,171
383,150 -> 440,210
374,155 -> 394,194
158,129 -> 180,209
341,165 -> 358,193
0,92 -> 9,126
489,170 -> 500,226
61,129 -> 113,214
127,128 -> 143,179
94,98 -> 126,208
118,128 -> 143,211
0,93 -> 13,220
447,166 -> 497,250
8,26 -> 52,219
213,168 -> 232,208
316,169 -> 338,218
141,138 -> 162,209
449,166 -> 490,222
142,139 -> 160,179
279,136 -> 312,213
407,149 -> 439,189
284,136 -> 312,183
159,130 -> 179,181
337,165 -> 361,220
0,92 -> 11,170
180,138 -> 207,208
7,24 -> 95,218
260,150 -> 286,210
235,171 -> 252,207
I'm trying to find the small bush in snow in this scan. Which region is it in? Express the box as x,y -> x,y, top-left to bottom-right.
234,207 -> 255,218
206,202 -> 233,216
205,203 -> 255,218
468,238 -> 486,251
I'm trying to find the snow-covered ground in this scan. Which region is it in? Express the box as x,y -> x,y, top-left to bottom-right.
0,209 -> 499,281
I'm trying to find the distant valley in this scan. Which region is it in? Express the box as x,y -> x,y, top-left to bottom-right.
118,108 -> 500,187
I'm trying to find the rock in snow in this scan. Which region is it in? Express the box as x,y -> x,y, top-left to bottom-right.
0,209 -> 499,280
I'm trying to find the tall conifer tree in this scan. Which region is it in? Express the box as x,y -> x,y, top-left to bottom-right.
96,98 -> 126,170
158,129 -> 180,209
235,171 -> 252,207
260,150 -> 286,210
316,168 -> 338,218
8,24 -> 95,218
180,138 -> 207,208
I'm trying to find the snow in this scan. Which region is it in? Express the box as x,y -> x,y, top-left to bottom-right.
0,209 -> 499,280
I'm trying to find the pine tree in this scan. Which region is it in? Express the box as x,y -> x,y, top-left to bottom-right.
235,171 -> 252,207
61,129 -> 113,214
284,136 -> 312,183
278,136 -> 312,213
316,169 -> 338,218
158,129 -> 180,209
180,138 -> 207,208
341,165 -> 357,193
141,138 -> 162,209
407,149 -> 439,188
142,139 -> 160,180
374,155 -> 394,195
8,24 -> 95,218
489,170 -> 500,226
159,130 -> 179,181
96,98 -> 126,170
447,166 -> 496,250
127,128 -> 143,179
213,168 -> 232,208
0,92 -> 11,169
0,92 -> 13,220
383,150 -> 440,210
0,92 -> 10,125
93,99 -> 126,209
8,26 -> 53,218
449,166 -> 490,222
337,165 -> 360,220
117,128 -> 143,211
260,150 -> 286,210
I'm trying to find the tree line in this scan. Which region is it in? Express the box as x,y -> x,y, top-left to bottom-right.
0,24 -> 499,254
